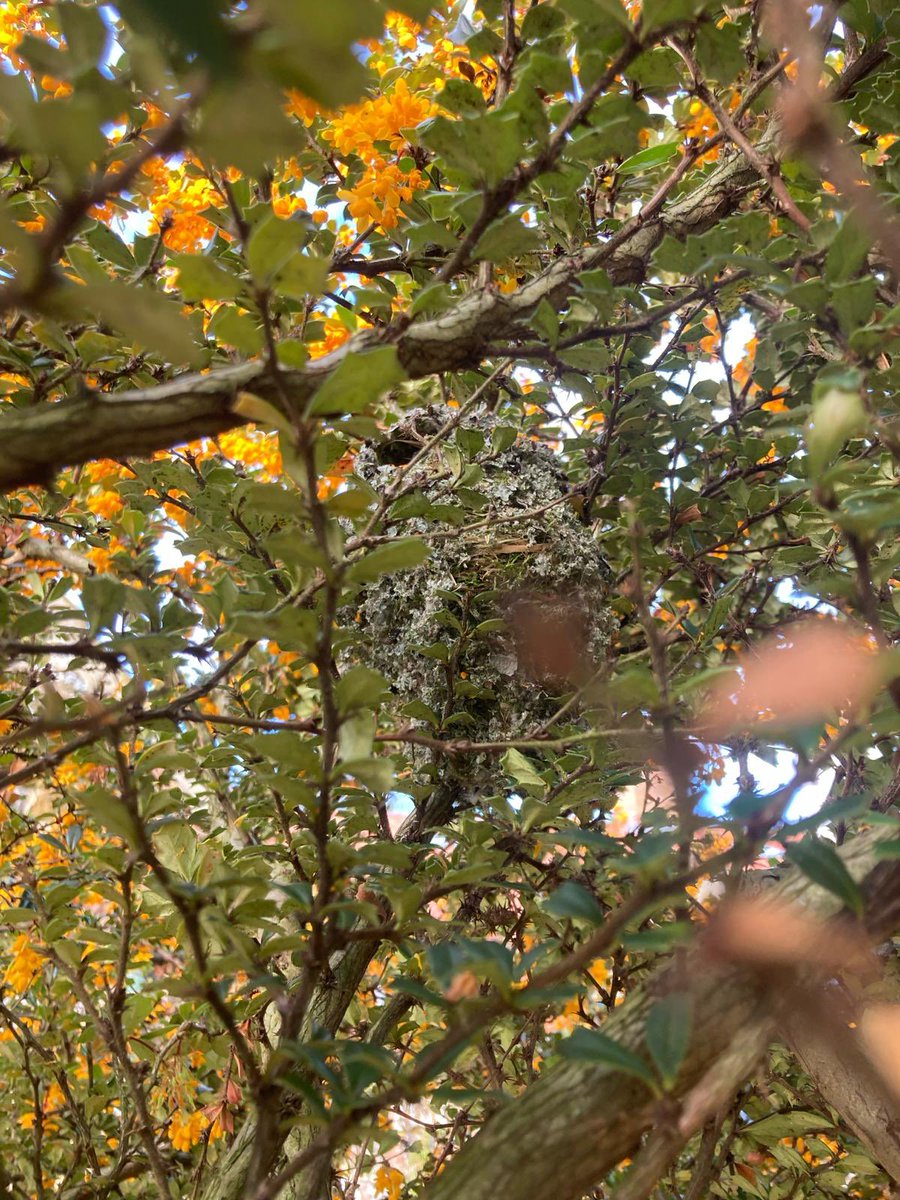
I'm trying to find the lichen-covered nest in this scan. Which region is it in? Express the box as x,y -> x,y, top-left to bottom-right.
353,405 -> 614,787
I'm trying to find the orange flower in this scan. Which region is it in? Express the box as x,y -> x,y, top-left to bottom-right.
284,91 -> 325,126
307,314 -> 353,360
762,386 -> 789,413
86,489 -> 124,520
217,428 -> 283,478
3,933 -> 42,993
167,1108 -> 209,1151
375,1165 -> 404,1200
139,158 -> 222,252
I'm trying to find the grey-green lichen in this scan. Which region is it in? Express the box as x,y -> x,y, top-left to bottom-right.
351,406 -> 614,787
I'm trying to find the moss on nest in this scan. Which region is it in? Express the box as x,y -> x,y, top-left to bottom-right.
353,405 -> 614,788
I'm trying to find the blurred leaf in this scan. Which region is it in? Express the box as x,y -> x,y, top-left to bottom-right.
74,281 -> 203,366
308,346 -> 407,415
785,839 -> 865,918
542,881 -> 605,923
116,0 -> 238,76
173,253 -> 242,301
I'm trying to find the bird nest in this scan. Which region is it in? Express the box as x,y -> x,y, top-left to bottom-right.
351,405 -> 614,787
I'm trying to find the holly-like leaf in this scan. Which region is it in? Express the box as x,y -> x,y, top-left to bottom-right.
542,881 -> 605,924
558,1028 -> 657,1088
785,839 -> 865,918
646,992 -> 693,1088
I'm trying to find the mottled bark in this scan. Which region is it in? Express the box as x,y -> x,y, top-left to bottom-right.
787,1002 -> 900,1182
422,830 -> 900,1200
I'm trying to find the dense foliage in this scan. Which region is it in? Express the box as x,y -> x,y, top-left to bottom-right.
0,3 -> 899,1200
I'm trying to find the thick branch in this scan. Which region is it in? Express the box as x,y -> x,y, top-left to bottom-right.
787,1003 -> 900,1182
0,140 -> 763,490
422,829 -> 900,1200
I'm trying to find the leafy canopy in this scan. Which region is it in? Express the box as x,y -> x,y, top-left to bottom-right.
0,3 -> 899,1200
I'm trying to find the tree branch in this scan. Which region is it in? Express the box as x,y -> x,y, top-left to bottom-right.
421,828 -> 900,1200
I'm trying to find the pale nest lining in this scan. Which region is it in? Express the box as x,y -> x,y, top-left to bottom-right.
353,405 -> 614,786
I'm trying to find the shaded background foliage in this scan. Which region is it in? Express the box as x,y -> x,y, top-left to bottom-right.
0,2 -> 898,1200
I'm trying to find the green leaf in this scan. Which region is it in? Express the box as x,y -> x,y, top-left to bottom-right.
825,217 -> 871,283
618,142 -> 679,175
805,388 -> 867,477
441,863 -> 497,888
0,907 -> 37,925
521,3 -> 568,39
79,786 -> 139,842
75,330 -> 123,366
472,213 -> 542,263
785,839 -> 865,917
247,214 -> 309,284
501,747 -> 546,797
81,575 -> 125,634
197,77 -> 300,173
66,245 -> 110,285
542,881 -> 605,923
207,306 -> 264,354
85,223 -> 135,271
308,346 -> 407,415
694,20 -> 744,84
420,112 -> 523,186
57,3 -> 111,70
117,0 -> 238,77
558,0 -> 632,29
641,0 -> 716,29
173,253 -> 242,301
339,712 -> 376,763
746,1111 -> 832,1145
275,254 -> 330,301
346,537 -> 430,583
335,666 -> 390,712
77,281 -> 203,366
646,992 -> 692,1087
558,1028 -> 657,1088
